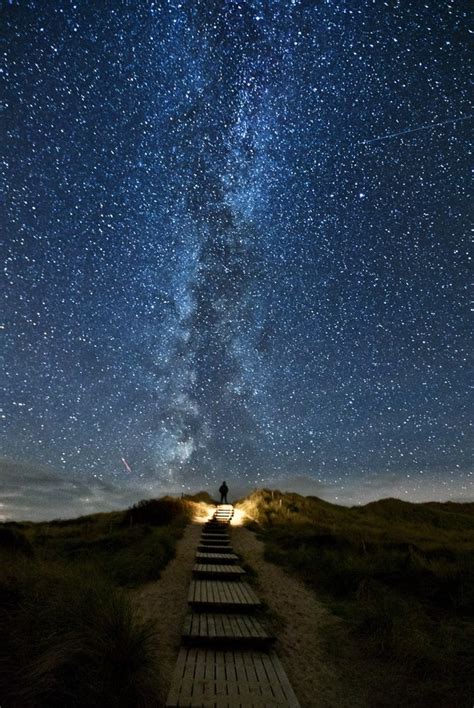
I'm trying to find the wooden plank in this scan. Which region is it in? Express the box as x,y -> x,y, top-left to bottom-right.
202,526 -> 228,531
204,516 -> 229,526
260,652 -> 290,703
201,534 -> 229,541
243,650 -> 259,689
199,543 -> 232,550
165,647 -> 188,706
193,564 -> 245,577
197,544 -> 233,553
188,581 -> 261,609
208,612 -> 217,639
233,649 -> 248,694
268,652 -> 301,704
204,525 -> 229,531
195,552 -> 238,564
214,649 -> 227,702
206,518 -> 229,523
166,648 -> 299,707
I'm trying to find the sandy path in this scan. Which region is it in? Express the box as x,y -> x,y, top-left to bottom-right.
132,523 -> 201,705
230,525 -> 367,708
132,513 -> 366,707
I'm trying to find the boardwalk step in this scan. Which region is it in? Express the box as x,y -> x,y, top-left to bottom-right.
182,613 -> 274,647
166,647 -> 300,707
188,580 -> 261,610
201,529 -> 230,541
201,536 -> 229,543
200,538 -> 231,546
196,552 -> 238,564
198,544 -> 233,553
206,517 -> 229,523
193,563 -> 245,578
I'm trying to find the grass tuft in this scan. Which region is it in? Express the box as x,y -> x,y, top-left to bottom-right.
0,557 -> 159,707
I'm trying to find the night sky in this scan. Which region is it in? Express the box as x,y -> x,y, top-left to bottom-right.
2,1 -> 472,520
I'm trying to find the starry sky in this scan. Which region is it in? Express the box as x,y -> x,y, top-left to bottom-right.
2,1 -> 472,520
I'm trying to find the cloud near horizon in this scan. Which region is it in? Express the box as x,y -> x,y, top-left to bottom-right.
0,458 -> 172,522
0,458 -> 471,522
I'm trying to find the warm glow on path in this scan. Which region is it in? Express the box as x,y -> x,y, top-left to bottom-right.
189,501 -> 247,525
229,507 -> 247,526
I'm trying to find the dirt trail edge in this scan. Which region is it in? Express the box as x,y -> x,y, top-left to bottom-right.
230,525 -> 367,708
133,523 -> 201,705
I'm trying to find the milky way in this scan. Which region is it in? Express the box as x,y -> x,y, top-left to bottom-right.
2,1 -> 472,516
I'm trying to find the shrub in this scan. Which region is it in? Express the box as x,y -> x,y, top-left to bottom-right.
0,558 -> 159,708
183,491 -> 216,504
124,497 -> 189,527
0,526 -> 33,555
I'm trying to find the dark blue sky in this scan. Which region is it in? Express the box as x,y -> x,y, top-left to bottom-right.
2,1 -> 472,518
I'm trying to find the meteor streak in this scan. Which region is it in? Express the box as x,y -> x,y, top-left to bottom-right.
360,114 -> 472,145
121,457 -> 133,473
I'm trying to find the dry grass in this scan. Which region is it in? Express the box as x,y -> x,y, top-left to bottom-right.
0,494 -> 196,707
237,489 -> 474,707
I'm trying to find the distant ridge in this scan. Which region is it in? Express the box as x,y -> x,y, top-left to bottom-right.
236,488 -> 474,535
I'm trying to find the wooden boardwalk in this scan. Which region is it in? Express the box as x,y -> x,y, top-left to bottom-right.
196,551 -> 239,564
167,648 -> 299,707
201,532 -> 229,539
198,545 -> 233,554
200,537 -> 231,544
189,580 -> 261,610
166,504 -> 300,707
182,613 -> 274,647
193,564 -> 246,578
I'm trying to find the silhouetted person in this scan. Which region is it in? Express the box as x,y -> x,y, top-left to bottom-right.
219,481 -> 229,504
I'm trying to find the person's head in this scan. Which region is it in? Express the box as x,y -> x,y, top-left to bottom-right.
222,481 -> 226,484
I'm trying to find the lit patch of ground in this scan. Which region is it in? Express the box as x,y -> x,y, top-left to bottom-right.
230,507 -> 247,526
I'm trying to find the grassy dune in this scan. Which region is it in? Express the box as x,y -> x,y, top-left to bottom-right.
237,490 -> 474,707
0,496 -> 192,708
2,490 -> 471,706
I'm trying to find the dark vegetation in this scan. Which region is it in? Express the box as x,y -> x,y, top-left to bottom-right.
182,491 -> 216,505
238,490 -> 474,707
0,496 -> 193,707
